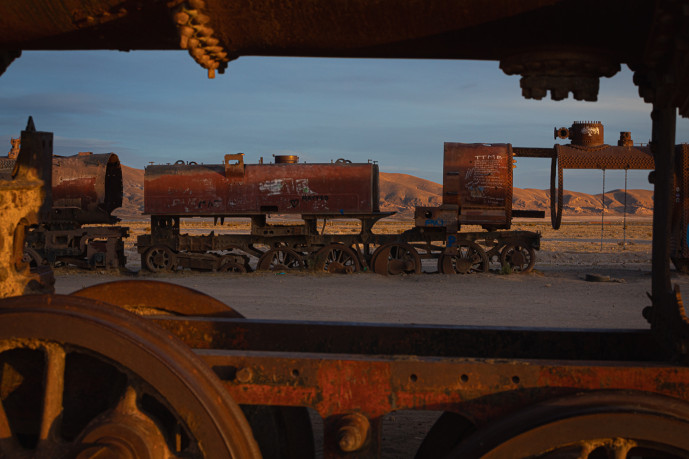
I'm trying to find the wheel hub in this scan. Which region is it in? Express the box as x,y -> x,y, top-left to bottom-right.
77,387 -> 170,459
510,251 -> 525,266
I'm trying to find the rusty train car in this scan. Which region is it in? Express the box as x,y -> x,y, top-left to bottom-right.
0,148 -> 128,269
137,147 -> 543,275
3,120 -> 689,459
3,1 -> 689,458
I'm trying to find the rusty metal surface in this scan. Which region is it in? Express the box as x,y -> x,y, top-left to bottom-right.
72,279 -> 244,317
0,118 -> 54,297
25,224 -> 128,269
450,391 -> 689,457
443,143 -> 513,228
144,159 -> 379,216
672,144 -> 689,268
0,294 -> 261,458
150,317 -> 662,361
1,2 -> 688,114
556,144 -> 654,170
52,152 -> 123,224
549,135 -> 655,230
2,151 -> 124,224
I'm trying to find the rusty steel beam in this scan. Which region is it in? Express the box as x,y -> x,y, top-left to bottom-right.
199,349 -> 689,457
0,1 -> 666,100
150,317 -> 663,361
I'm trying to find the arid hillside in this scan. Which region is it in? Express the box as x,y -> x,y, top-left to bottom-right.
113,166 -> 654,220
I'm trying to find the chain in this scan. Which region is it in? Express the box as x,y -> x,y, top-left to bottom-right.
600,169 -> 606,252
623,169 -> 628,249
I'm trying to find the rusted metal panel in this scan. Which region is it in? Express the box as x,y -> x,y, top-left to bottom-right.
556,144 -> 654,170
199,350 -> 689,436
443,143 -> 513,227
672,144 -> 689,268
150,317 -> 662,362
1,151 -> 123,225
144,159 -> 379,216
52,152 -> 123,224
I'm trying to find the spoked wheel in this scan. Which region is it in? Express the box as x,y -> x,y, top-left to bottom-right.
500,242 -> 536,273
0,294 -> 260,458
218,249 -> 252,274
143,246 -> 177,272
72,280 -> 244,317
258,248 -> 305,271
438,240 -> 488,274
218,260 -> 248,274
372,243 -> 421,275
314,244 -> 360,273
448,391 -> 689,458
71,280 -> 316,458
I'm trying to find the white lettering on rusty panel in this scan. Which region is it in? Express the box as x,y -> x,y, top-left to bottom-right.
259,179 -> 285,195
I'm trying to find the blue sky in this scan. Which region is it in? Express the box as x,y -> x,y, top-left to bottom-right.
1,50 -> 688,194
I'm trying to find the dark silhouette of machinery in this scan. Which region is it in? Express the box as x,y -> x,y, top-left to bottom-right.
1,1 -> 689,458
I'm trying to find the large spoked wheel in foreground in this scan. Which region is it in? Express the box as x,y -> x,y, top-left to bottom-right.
143,246 -> 177,272
314,244 -> 360,273
438,240 -> 488,274
258,247 -> 305,271
0,295 -> 260,458
500,242 -> 536,273
71,280 -> 316,458
448,391 -> 689,458
371,243 -> 421,275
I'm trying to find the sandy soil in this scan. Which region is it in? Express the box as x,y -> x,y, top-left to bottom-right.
52,218 -> 689,458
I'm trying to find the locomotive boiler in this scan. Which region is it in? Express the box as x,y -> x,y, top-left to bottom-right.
1,146 -> 128,269
137,146 -> 542,275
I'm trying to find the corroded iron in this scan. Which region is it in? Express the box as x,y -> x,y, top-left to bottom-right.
1,2 -> 689,457
1,1 -> 688,115
0,118 -> 54,297
443,143 -> 513,229
144,157 -> 380,216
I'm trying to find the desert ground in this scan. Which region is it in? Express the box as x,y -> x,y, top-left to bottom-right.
50,217 -> 689,458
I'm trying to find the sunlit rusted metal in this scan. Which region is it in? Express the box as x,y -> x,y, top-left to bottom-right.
0,118 -> 54,297
52,152 -> 123,224
144,158 -> 380,217
72,279 -> 244,317
443,143 -> 513,229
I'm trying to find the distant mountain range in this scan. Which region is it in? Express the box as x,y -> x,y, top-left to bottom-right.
114,166 -> 653,220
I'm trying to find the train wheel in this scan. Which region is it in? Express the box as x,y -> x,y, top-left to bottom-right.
72,280 -> 244,317
143,246 -> 177,272
438,240 -> 488,274
448,391 -> 689,458
71,280 -> 315,458
372,243 -> 421,275
314,244 -> 360,273
219,261 -> 248,273
258,248 -> 305,271
0,294 -> 260,458
500,242 -> 536,273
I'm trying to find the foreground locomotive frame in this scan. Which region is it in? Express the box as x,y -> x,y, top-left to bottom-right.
1,122 -> 689,458
2,0 -> 689,457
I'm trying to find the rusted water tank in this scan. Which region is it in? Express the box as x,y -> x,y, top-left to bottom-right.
144,157 -> 380,216
570,121 -> 605,146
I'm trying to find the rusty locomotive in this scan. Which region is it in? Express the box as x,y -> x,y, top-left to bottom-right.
136,144 -> 543,275
1,144 -> 128,269
3,1 -> 689,458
